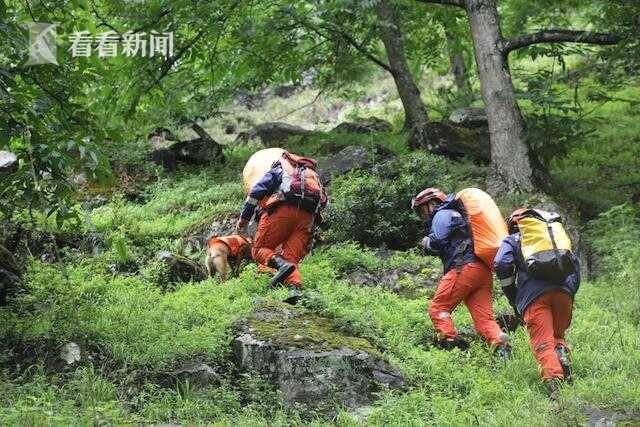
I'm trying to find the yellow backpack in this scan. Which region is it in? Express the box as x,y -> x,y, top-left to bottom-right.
518,209 -> 575,281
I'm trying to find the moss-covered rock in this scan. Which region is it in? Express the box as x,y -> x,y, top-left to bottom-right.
233,300 -> 404,416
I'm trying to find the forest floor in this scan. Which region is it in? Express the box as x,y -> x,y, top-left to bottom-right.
1,66 -> 640,425
1,131 -> 639,425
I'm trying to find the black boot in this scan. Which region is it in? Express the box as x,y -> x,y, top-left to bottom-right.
436,336 -> 469,351
544,378 -> 563,401
555,345 -> 573,383
268,256 -> 295,288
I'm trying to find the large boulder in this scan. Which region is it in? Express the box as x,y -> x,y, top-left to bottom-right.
156,251 -> 206,283
233,301 -> 404,416
417,121 -> 490,163
151,138 -> 224,172
448,107 -> 488,128
233,88 -> 269,110
332,117 -> 392,134
0,151 -> 18,174
235,122 -> 312,147
317,145 -> 394,185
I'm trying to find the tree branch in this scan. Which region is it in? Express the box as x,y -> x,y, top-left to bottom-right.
292,17 -> 392,73
329,25 -> 392,73
503,29 -> 621,54
414,0 -> 466,9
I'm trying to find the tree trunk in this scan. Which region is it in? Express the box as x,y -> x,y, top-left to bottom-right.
445,29 -> 472,96
465,0 -> 534,193
376,0 -> 429,147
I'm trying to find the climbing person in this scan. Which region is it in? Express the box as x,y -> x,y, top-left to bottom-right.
412,187 -> 510,356
236,150 -> 327,302
494,208 -> 580,398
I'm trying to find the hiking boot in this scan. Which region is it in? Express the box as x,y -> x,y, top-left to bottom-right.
555,345 -> 573,383
436,336 -> 469,351
268,256 -> 295,288
282,286 -> 304,305
494,332 -> 512,360
544,378 -> 563,401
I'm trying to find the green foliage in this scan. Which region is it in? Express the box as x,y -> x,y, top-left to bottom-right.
0,6 -> 111,225
326,152 -> 483,249
549,88 -> 640,218
585,204 -> 640,275
2,162 -> 640,424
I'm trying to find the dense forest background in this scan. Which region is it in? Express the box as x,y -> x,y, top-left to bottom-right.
1,0 -> 639,425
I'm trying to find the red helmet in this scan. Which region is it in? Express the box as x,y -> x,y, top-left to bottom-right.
411,187 -> 446,211
507,208 -> 529,233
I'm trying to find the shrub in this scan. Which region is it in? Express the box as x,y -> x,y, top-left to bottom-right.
325,152 -> 483,249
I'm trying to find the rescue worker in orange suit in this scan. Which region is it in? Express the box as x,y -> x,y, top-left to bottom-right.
236,152 -> 327,296
494,209 -> 580,397
412,188 -> 509,356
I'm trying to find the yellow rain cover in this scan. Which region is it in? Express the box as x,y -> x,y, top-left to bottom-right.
242,148 -> 285,195
456,188 -> 508,269
519,216 -> 572,260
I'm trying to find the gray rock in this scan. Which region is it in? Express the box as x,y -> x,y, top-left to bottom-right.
170,362 -> 221,388
273,84 -> 299,99
151,138 -> 224,171
234,122 -> 311,147
346,265 -> 439,299
317,145 -> 394,185
224,122 -> 236,134
449,107 -> 488,128
83,195 -> 109,209
233,88 -> 269,110
233,302 -> 404,416
301,68 -> 317,87
70,173 -> 87,187
332,117 -> 392,134
583,405 -> 639,427
0,151 -> 18,174
60,342 -> 81,365
156,251 -> 206,282
416,121 -> 490,163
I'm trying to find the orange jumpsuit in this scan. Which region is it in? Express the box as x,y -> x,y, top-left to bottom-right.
428,261 -> 504,346
252,204 -> 313,287
523,289 -> 573,380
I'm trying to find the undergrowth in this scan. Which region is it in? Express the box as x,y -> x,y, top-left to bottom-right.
1,130 -> 639,425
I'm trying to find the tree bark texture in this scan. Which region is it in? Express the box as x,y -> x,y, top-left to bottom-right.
445,29 -> 472,96
465,0 -> 534,192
